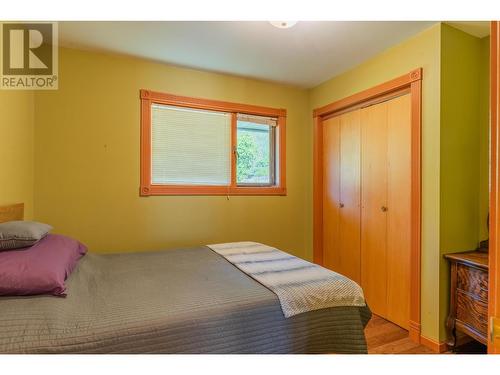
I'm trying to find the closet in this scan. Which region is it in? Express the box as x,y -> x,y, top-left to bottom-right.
322,92 -> 411,329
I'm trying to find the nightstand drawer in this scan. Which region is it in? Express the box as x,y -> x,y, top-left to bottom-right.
445,250 -> 489,348
457,263 -> 488,301
456,290 -> 488,336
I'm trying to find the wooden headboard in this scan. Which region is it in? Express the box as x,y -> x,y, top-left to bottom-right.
0,203 -> 24,223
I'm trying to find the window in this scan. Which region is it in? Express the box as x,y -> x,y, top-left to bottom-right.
140,90 -> 286,196
236,114 -> 277,186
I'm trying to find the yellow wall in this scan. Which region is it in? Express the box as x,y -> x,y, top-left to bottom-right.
439,24 -> 490,340
309,24 -> 442,340
34,47 -> 312,258
0,90 -> 34,219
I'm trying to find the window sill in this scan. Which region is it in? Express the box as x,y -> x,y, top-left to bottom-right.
140,185 -> 287,196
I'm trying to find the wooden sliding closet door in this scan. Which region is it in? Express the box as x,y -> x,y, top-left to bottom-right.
339,110 -> 361,283
386,94 -> 411,330
361,102 -> 389,318
360,93 -> 411,327
322,94 -> 411,328
322,111 -> 361,281
322,116 -> 341,271
316,71 -> 420,334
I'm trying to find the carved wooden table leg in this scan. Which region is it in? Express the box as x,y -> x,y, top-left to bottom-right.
446,314 -> 456,350
446,262 -> 458,351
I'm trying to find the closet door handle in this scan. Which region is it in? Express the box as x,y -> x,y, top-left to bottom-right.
381,206 -> 388,212
339,203 -> 345,208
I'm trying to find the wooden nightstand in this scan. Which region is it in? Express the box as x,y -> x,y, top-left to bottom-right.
445,250 -> 489,348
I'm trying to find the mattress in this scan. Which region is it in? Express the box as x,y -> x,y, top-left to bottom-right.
0,246 -> 371,354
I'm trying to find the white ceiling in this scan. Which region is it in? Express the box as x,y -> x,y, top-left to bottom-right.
59,21 -> 440,88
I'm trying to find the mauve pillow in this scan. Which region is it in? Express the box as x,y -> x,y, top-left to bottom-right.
0,234 -> 87,296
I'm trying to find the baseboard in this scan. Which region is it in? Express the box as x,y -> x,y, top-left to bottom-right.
409,320 -> 421,343
420,335 -> 448,353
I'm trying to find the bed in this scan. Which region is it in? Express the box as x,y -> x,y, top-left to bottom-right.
0,204 -> 371,354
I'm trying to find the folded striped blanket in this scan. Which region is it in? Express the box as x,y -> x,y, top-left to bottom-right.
207,242 -> 366,318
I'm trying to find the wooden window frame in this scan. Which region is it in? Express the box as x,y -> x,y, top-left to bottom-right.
312,68 -> 423,344
140,89 -> 287,196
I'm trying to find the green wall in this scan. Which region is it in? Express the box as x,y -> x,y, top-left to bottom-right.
440,24 -> 483,252
439,24 -> 490,340
479,36 -> 491,242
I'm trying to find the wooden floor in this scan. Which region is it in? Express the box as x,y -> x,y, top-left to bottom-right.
365,314 -> 487,354
365,314 -> 435,354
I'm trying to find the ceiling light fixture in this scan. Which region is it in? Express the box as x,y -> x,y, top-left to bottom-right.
269,21 -> 298,29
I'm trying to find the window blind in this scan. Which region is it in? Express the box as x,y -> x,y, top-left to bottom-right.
237,113 -> 277,127
151,104 -> 231,185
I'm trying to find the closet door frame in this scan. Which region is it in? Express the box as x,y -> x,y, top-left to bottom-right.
489,21 -> 500,354
312,68 -> 423,343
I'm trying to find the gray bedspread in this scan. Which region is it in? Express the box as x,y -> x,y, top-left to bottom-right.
0,246 -> 371,354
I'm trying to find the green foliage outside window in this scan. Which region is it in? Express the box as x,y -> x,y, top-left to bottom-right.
236,129 -> 270,183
